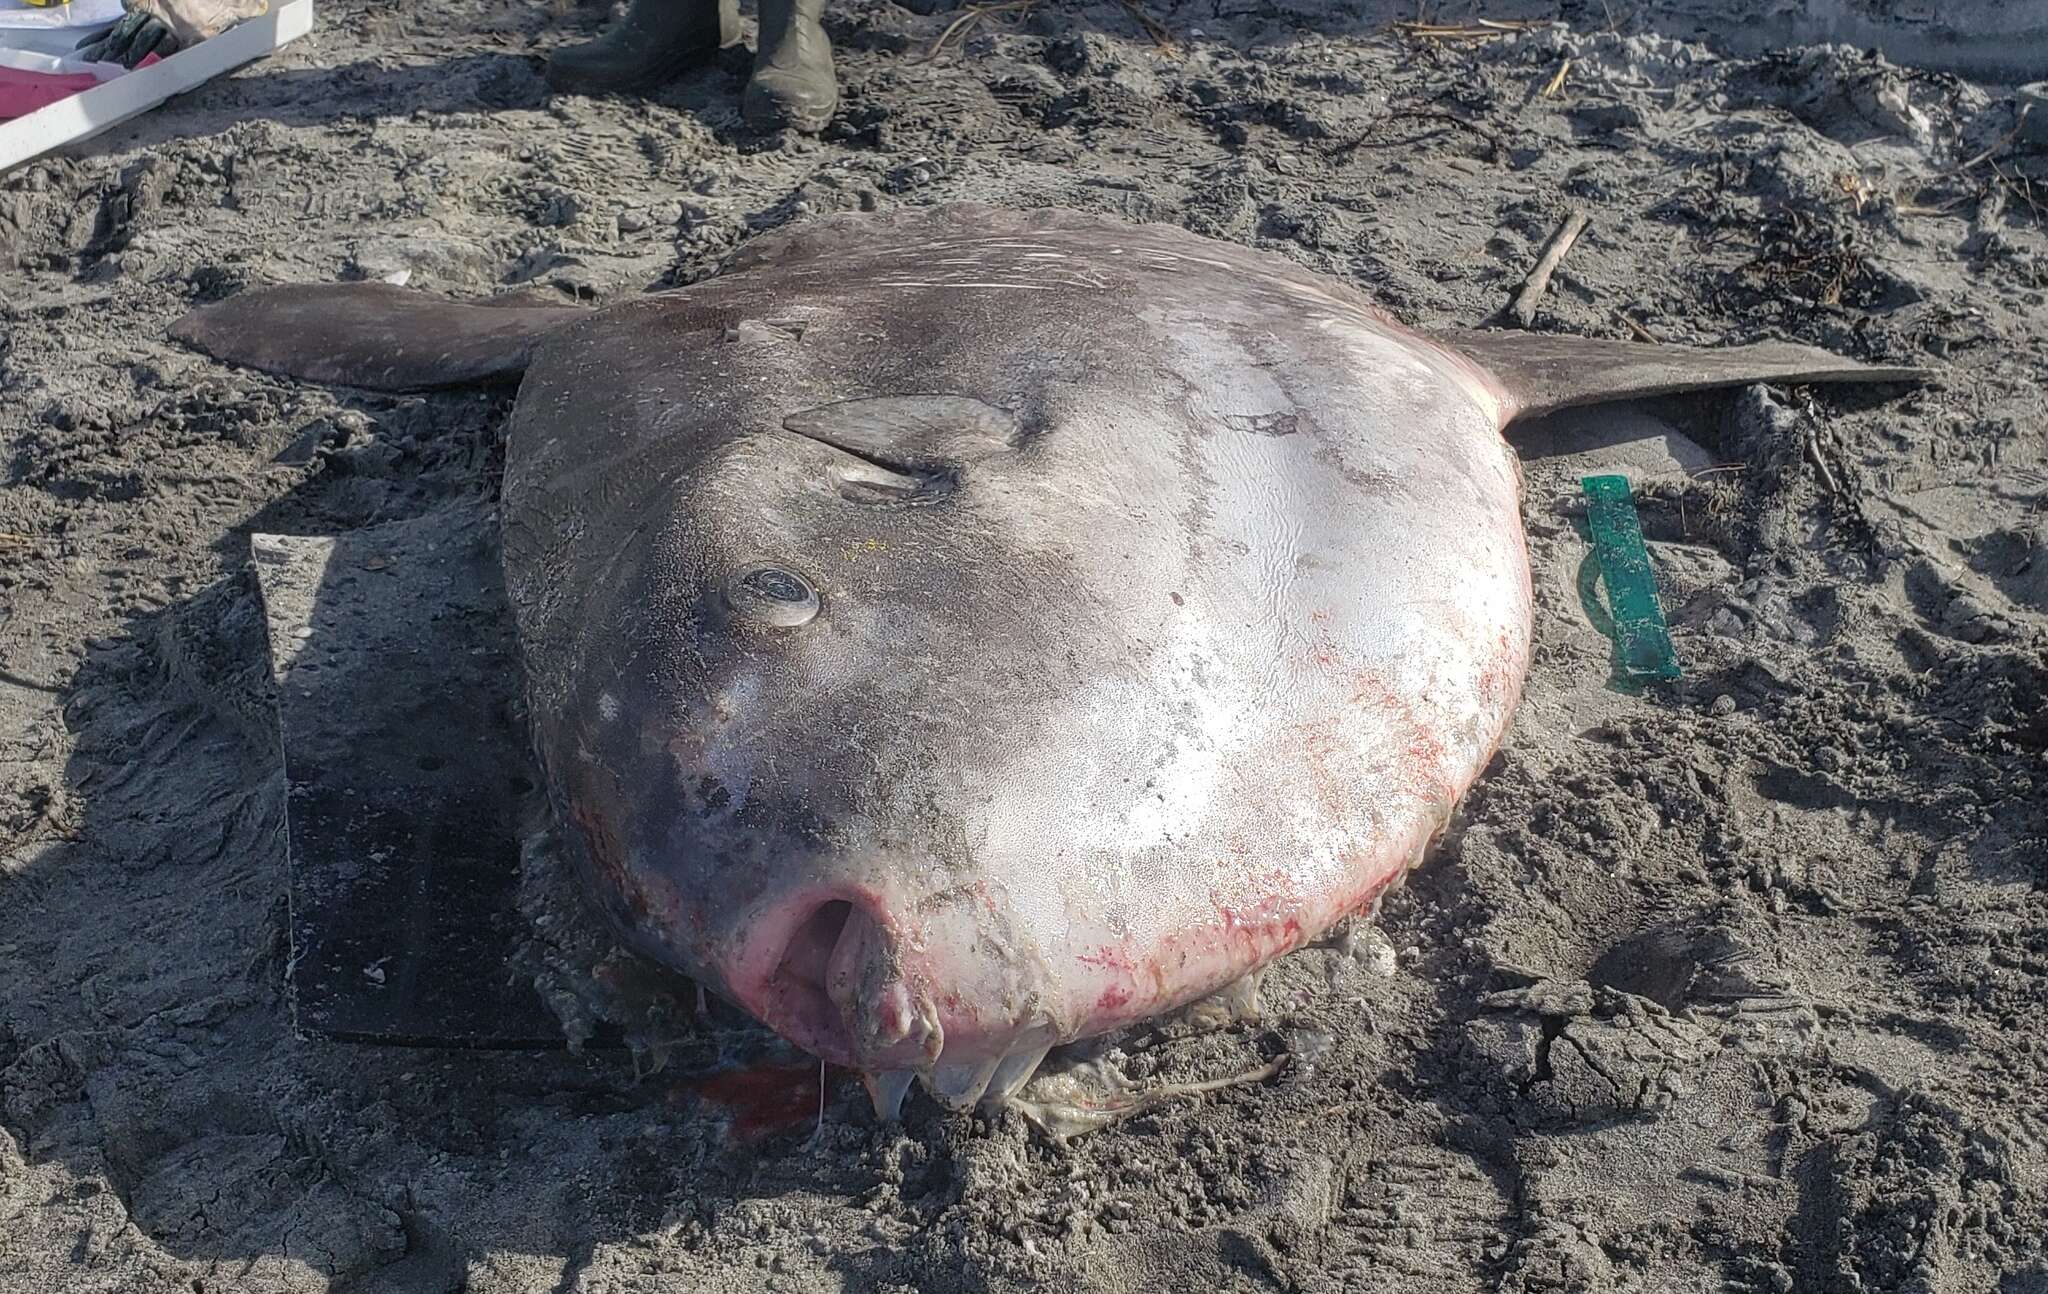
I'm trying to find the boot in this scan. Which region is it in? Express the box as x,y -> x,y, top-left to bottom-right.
547,0 -> 740,95
743,0 -> 837,133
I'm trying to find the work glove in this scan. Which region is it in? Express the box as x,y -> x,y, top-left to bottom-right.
75,0 -> 268,68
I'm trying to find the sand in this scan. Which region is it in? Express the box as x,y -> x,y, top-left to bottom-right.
3,0 -> 2047,1290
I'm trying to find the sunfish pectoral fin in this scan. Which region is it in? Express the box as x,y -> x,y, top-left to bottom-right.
170,282 -> 592,393
783,395 -> 1023,471
1434,328 -> 1933,427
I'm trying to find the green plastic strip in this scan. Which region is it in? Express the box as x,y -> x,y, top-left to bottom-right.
1581,474 -> 1681,681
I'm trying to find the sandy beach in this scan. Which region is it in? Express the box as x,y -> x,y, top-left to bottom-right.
2,0 -> 2046,1289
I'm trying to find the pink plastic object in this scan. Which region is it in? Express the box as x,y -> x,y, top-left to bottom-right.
0,51 -> 157,121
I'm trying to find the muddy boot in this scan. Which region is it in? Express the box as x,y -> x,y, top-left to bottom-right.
743,0 -> 837,133
547,0 -> 739,95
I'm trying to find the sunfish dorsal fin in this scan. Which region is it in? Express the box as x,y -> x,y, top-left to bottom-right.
1435,328 -> 1932,426
171,283 -> 592,392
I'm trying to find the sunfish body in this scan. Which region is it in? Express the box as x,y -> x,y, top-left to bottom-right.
172,204 -> 1923,1112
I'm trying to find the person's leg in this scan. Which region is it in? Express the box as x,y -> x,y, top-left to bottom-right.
546,0 -> 739,95
743,0 -> 836,133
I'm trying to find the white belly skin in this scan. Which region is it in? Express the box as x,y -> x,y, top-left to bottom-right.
937,293 -> 1530,1044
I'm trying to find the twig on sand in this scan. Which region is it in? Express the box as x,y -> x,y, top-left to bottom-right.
920,0 -> 1035,62
1943,103 -> 2032,180
1904,103 -> 2036,209
1119,0 -> 1174,49
0,532 -> 32,549
1805,427 -> 1844,497
1508,209 -> 1591,329
1389,17 -> 1546,42
1326,108 -> 1504,162
1541,58 -> 1571,97
1622,315 -> 1659,343
1991,160 -> 2045,227
1896,196 -> 1971,216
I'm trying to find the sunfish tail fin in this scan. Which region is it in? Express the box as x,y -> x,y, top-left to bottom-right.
170,283 -> 593,392
1435,328 -> 1933,427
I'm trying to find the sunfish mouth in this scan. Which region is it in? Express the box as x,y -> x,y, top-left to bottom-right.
752,891 -> 940,1065
729,885 -> 1057,1115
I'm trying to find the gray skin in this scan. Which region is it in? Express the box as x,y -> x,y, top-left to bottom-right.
170,203 -> 1926,1114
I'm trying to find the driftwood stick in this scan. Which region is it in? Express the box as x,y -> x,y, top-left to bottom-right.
1508,209 -> 1590,329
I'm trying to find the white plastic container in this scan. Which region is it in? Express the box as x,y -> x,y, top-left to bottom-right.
0,0 -> 311,175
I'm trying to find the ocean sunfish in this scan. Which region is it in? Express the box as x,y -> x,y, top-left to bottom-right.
172,203 -> 1923,1116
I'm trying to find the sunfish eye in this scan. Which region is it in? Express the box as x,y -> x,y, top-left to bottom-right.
727,566 -> 820,627
743,568 -> 808,603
